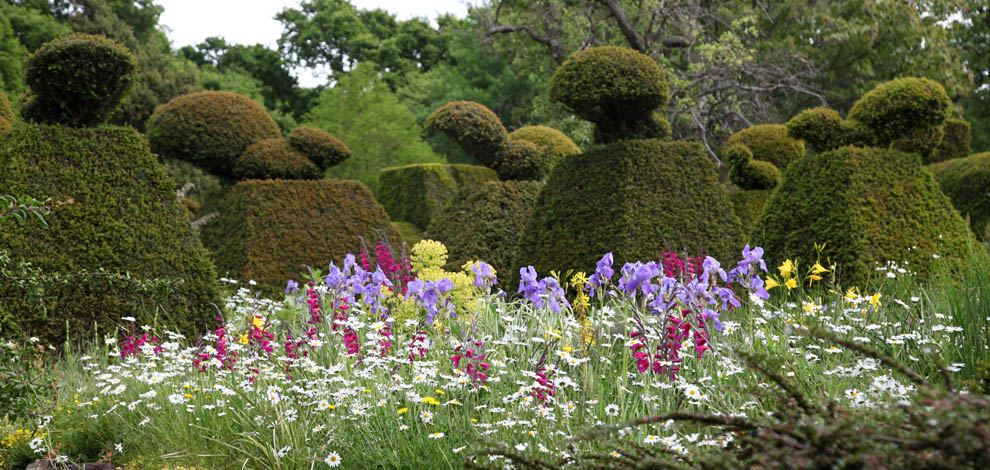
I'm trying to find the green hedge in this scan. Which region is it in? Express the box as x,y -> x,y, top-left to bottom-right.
430,180 -> 543,278
22,33 -> 136,127
233,138 -> 322,180
426,101 -> 508,167
200,179 -> 401,294
286,126 -> 351,170
929,152 -> 990,239
0,123 -> 220,344
932,118 -> 972,164
378,163 -> 497,231
729,189 -> 774,242
516,139 -> 744,278
753,146 -> 971,285
509,125 -> 581,171
146,91 -> 281,177
0,88 -> 13,121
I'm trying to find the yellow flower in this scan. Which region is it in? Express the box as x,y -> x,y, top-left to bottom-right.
239,333 -> 249,345
397,408 -> 408,414
810,262 -> 829,275
784,278 -> 798,289
806,274 -> 822,285
765,277 -> 780,289
802,301 -> 816,314
870,292 -> 882,308
251,315 -> 265,330
778,259 -> 796,278
844,287 -> 860,303
423,397 -> 441,406
435,389 -> 445,396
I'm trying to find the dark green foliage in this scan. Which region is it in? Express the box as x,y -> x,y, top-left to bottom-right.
729,189 -> 774,242
426,100 -> 508,166
492,139 -> 547,181
180,197 -> 199,220
754,146 -> 970,285
549,46 -> 668,126
509,125 -> 581,172
517,139 -> 744,278
934,118 -> 973,164
890,124 -> 945,162
785,107 -> 853,153
22,33 -> 137,126
0,124 -> 220,345
729,159 -> 781,191
430,180 -> 543,277
0,88 -> 13,121
377,163 -> 497,231
929,152 -> 990,239
146,91 -> 282,177
725,124 -> 804,172
158,157 -> 230,216
233,138 -> 322,180
847,77 -> 952,146
200,179 -> 401,294
286,125 -> 351,170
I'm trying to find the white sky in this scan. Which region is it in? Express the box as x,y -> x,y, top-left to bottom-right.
156,1 -> 470,87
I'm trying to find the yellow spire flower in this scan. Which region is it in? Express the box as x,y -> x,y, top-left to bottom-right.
810,262 -> 829,275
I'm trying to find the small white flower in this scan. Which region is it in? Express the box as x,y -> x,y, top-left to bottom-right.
122,316 -> 136,322
428,432 -> 445,439
324,452 -> 341,467
604,404 -> 620,416
115,443 -> 123,453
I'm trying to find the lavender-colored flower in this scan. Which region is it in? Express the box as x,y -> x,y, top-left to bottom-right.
749,275 -> 770,300
618,262 -> 661,298
472,261 -> 497,289
285,279 -> 299,295
700,256 -> 727,284
518,266 -> 542,306
539,277 -> 570,314
325,263 -> 345,289
729,244 -> 768,281
406,278 -> 455,324
714,287 -> 740,310
702,308 -> 723,331
587,252 -> 614,296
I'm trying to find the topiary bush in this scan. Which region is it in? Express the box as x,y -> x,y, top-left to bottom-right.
377,163 -> 498,231
430,180 -> 543,277
286,126 -> 352,170
491,138 -> 546,181
22,33 -> 137,127
233,138 -> 322,180
0,123 -> 220,345
929,152 -> 990,239
508,125 -> 582,171
426,101 -> 508,168
729,189 -> 774,241
933,118 -> 972,164
724,124 -> 804,173
0,88 -> 13,133
199,179 -> 402,294
517,139 -> 743,278
754,146 -> 970,285
146,91 -> 281,177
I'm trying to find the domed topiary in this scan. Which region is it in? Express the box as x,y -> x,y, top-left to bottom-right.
426,101 -> 508,167
929,152 -> 990,239
146,91 -> 281,177
754,146 -> 970,285
847,77 -> 952,147
785,107 -> 849,153
729,158 -> 781,190
287,126 -> 352,170
725,124 -> 804,172
550,46 -> 668,125
509,125 -> 581,171
933,118 -> 972,164
22,33 -> 137,127
492,139 -> 547,181
430,180 -> 543,277
890,125 -> 945,162
233,138 -> 322,180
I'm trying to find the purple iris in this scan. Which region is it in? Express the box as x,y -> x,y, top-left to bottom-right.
702,308 -> 723,331
587,252 -> 614,296
518,266 -> 542,306
729,244 -> 768,282
618,262 -> 661,298
325,263 -> 345,289
539,277 -> 570,314
406,278 -> 455,324
472,261 -> 498,289
700,256 -> 727,284
285,279 -> 299,295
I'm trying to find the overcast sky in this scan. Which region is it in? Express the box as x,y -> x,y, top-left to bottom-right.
156,0 -> 470,87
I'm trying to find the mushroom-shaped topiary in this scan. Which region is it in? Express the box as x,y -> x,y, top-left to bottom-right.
847,77 -> 952,147
146,91 -> 281,177
725,124 -> 805,174
549,46 -> 668,139
785,107 -> 849,153
426,101 -> 508,167
22,33 -> 137,127
233,138 -> 322,180
509,125 -> 581,171
287,126 -> 352,170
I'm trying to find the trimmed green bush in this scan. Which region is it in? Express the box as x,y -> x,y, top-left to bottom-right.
286,126 -> 352,170
933,118 -> 972,164
146,91 -> 281,177
430,180 -> 543,277
890,124 -> 945,162
233,138 -> 322,180
509,125 -> 582,171
0,124 -> 220,345
786,107 -> 856,152
516,139 -> 744,277
425,101 -> 508,167
158,157 -> 230,216
725,124 -> 804,172
492,138 -> 546,181
549,46 -> 668,126
754,146 -> 971,285
0,88 -> 13,121
200,179 -> 402,294
22,33 -> 136,127
929,152 -> 990,239
729,158 -> 781,190
378,163 -> 497,231
847,77 -> 952,146
729,189 -> 774,242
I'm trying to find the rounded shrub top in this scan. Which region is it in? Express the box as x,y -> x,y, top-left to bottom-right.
847,77 -> 951,146
550,46 -> 669,124
287,126 -> 352,170
509,125 -> 581,165
146,91 -> 281,177
725,124 -> 805,171
493,139 -> 547,181
23,33 -> 137,127
233,138 -> 322,180
426,101 -> 508,166
933,118 -> 972,164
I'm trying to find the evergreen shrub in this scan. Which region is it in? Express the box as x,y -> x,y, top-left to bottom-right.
286,126 -> 352,170
0,124 -> 220,344
933,118 -> 972,164
508,125 -> 581,171
200,179 -> 401,294
233,138 -> 322,180
146,91 -> 281,177
929,152 -> 990,238
426,101 -> 508,167
377,163 -> 497,231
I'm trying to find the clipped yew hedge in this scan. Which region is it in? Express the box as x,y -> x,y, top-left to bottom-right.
0,124 -> 220,344
378,163 -> 497,231
233,138 -> 322,180
929,152 -> 990,238
200,179 -> 401,293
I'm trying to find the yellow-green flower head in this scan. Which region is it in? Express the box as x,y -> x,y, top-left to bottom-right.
411,240 -> 448,272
